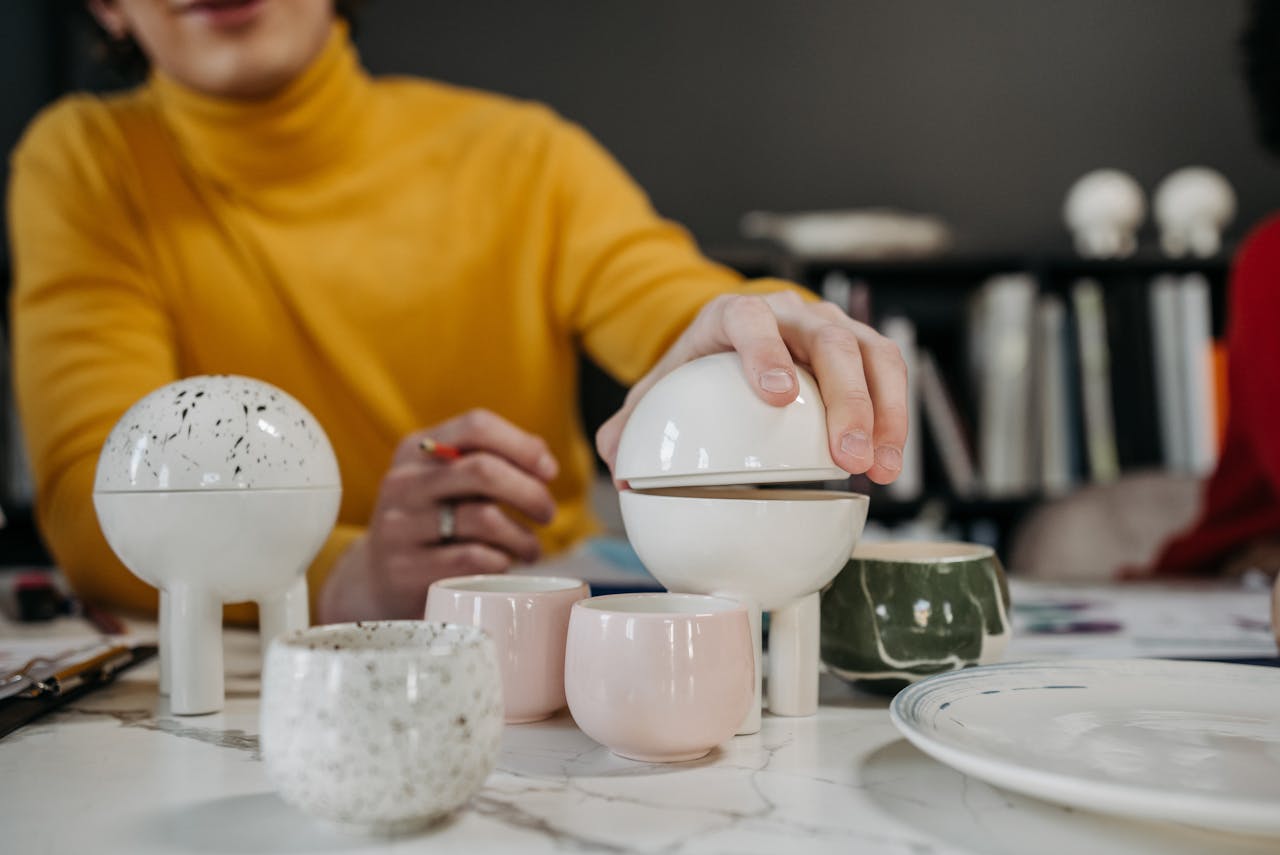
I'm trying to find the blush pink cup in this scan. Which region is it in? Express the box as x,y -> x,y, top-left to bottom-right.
425,574 -> 588,723
565,593 -> 754,763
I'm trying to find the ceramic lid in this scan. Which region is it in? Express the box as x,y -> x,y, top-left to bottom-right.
93,375 -> 341,493
615,353 -> 846,489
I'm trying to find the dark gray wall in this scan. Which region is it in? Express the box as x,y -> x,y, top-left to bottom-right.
0,3 -> 62,262
3,1 -> 1277,254
357,0 -> 1279,251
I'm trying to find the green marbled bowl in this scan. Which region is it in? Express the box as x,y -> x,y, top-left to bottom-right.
820,541 -> 1012,694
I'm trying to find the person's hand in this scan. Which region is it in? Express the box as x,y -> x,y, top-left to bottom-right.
319,409 -> 558,623
596,290 -> 908,484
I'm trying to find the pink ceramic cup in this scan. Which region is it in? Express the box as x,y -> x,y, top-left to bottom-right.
565,593 -> 754,763
425,575 -> 588,723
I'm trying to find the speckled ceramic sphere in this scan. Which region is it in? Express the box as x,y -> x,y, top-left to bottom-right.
94,374 -> 339,492
92,375 -> 342,715
92,375 -> 341,599
261,621 -> 504,835
821,541 -> 1012,695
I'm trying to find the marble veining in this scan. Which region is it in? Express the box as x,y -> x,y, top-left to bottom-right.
4,627 -> 1279,854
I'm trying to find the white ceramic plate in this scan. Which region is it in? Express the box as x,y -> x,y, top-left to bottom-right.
890,659 -> 1280,837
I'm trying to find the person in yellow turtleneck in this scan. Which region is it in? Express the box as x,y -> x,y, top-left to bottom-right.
8,0 -> 908,624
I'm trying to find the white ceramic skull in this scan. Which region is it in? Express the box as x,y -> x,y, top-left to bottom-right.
1063,169 -> 1146,258
1154,167 -> 1236,258
93,375 -> 341,715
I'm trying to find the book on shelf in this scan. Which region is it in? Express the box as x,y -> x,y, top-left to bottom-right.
1033,294 -> 1074,496
1150,273 -> 1220,474
819,270 -> 852,309
880,315 -> 921,501
1212,342 -> 1229,453
971,274 -> 1037,497
1071,279 -> 1120,483
918,348 -> 979,498
1179,273 -> 1219,475
820,269 -> 872,326
1150,275 -> 1189,471
1103,277 -> 1163,470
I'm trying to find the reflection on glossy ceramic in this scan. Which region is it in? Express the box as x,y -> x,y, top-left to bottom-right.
891,659 -> 1280,837
619,488 -> 867,731
261,621 -> 504,835
614,352 -> 846,489
564,594 -> 754,763
821,541 -> 1011,693
92,375 -> 341,716
425,575 -> 588,724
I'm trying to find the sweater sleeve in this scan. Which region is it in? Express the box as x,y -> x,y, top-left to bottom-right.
8,101 -> 177,615
545,118 -> 806,384
7,101 -> 356,620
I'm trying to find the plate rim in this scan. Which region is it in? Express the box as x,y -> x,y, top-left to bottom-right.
889,658 -> 1280,835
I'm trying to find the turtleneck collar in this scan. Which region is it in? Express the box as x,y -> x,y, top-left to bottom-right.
150,21 -> 372,187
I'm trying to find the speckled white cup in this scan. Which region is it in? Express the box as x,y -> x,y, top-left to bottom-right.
260,621 -> 503,835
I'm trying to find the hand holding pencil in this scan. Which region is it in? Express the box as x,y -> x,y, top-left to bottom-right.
319,409 -> 560,623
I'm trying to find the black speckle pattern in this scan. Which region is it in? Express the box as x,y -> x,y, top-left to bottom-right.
260,621 -> 503,834
94,375 -> 340,492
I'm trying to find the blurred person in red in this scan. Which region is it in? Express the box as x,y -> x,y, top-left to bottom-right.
1146,1 -> 1280,579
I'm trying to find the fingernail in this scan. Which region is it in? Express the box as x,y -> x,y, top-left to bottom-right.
537,453 -> 558,480
840,430 -> 873,462
759,369 -> 795,394
874,446 -> 903,472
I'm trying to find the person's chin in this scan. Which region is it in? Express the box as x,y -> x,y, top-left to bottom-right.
180,33 -> 307,99
164,1 -> 330,99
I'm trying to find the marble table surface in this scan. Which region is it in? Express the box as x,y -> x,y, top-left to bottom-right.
3,583 -> 1278,855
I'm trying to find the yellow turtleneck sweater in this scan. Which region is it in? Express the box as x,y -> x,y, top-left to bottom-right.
8,24 -> 793,618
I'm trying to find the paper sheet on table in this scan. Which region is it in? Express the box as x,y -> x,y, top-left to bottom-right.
1006,579 -> 1278,661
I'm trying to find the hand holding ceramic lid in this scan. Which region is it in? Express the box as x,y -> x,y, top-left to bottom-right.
596,290 -> 909,485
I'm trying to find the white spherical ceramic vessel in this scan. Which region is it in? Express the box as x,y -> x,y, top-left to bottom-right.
1063,169 -> 1146,259
615,353 -> 868,733
1153,166 -> 1236,258
615,352 -> 845,489
261,621 -> 503,835
93,375 -> 341,715
620,487 -> 866,732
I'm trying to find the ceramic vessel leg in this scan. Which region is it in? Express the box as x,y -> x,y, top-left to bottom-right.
258,577 -> 309,667
158,589 -> 171,697
767,591 -> 820,717
167,585 -> 224,715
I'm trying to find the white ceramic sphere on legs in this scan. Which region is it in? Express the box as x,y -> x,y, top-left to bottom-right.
93,376 -> 341,715
614,354 -> 869,734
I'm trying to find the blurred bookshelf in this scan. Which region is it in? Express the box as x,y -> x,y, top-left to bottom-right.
712,245 -> 1233,561
0,249 -> 1234,569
